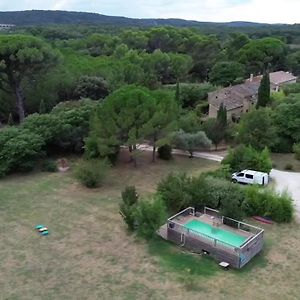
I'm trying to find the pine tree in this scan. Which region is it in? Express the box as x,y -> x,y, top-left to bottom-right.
7,113 -> 14,126
39,99 -> 46,114
217,103 -> 227,127
175,81 -> 180,104
256,73 -> 270,108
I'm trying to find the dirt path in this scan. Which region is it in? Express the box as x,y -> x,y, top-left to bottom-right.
138,144 -> 225,162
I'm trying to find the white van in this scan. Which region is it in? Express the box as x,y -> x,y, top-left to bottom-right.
231,170 -> 269,186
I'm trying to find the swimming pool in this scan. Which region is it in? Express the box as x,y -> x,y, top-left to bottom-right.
184,220 -> 247,248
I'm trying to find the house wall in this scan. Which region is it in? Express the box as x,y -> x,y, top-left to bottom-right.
242,95 -> 257,113
271,79 -> 298,91
240,231 -> 264,268
227,107 -> 244,122
208,94 -> 257,121
208,104 -> 244,122
208,104 -> 218,118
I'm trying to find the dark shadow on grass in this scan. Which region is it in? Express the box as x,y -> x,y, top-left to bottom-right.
148,238 -> 219,277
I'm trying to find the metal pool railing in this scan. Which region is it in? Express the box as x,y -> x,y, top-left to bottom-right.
168,220 -> 240,254
168,206 -> 264,253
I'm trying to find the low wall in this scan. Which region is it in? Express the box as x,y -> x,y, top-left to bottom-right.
240,231 -> 264,267
167,228 -> 240,268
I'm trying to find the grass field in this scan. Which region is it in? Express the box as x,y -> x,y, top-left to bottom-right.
1,152 -> 300,300
272,153 -> 300,172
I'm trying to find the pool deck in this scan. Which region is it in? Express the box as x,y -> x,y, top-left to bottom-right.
159,207 -> 264,268
171,214 -> 253,240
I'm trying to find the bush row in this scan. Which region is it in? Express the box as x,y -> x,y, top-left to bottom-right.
0,100 -> 97,177
120,186 -> 167,239
157,172 -> 294,223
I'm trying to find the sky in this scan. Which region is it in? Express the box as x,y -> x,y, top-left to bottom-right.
0,0 -> 299,24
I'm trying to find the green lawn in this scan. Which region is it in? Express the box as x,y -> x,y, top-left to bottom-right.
1,153 -> 300,299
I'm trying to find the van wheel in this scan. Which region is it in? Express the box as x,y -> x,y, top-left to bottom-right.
232,179 -> 238,183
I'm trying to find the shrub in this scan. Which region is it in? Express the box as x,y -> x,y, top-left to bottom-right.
284,164 -> 293,171
120,186 -> 139,231
73,75 -> 110,100
172,130 -> 212,158
178,83 -> 216,109
282,83 -> 300,96
157,172 -> 242,217
122,186 -> 139,206
243,186 -> 294,222
202,164 -> 231,180
270,136 -> 293,153
222,145 -> 272,173
22,113 -> 66,145
202,176 -> 244,220
0,128 -> 45,175
134,196 -> 167,239
41,159 -> 58,172
23,101 -> 98,154
237,108 -> 277,150
293,143 -> 300,161
219,192 -> 244,220
75,159 -> 110,188
158,144 -> 172,160
157,173 -> 192,213
157,171 -> 294,223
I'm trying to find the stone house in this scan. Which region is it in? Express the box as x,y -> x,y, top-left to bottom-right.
208,82 -> 259,122
208,71 -> 297,121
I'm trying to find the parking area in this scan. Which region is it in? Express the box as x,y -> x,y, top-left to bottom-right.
270,169 -> 300,220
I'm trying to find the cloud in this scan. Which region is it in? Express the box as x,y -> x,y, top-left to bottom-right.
0,0 -> 299,24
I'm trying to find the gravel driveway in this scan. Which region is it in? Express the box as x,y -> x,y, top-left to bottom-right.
270,169 -> 300,219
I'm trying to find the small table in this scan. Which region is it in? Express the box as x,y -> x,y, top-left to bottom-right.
219,262 -> 230,270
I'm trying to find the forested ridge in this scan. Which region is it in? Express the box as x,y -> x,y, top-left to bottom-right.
0,10 -> 270,27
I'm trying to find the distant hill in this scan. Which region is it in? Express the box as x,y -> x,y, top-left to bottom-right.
0,10 -> 273,27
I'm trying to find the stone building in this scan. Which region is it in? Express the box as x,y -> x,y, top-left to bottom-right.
208,71 -> 297,121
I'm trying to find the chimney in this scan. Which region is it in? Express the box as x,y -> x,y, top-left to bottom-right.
250,74 -> 254,82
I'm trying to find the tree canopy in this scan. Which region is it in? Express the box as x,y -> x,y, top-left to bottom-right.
0,35 -> 61,122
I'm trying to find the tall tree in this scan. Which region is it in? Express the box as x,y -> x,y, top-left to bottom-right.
175,81 -> 180,104
217,103 -> 228,127
7,113 -> 14,126
225,33 -> 250,60
256,73 -> 270,108
238,108 -> 277,150
238,38 -> 287,74
202,118 -> 225,150
73,76 -> 110,100
0,35 -> 61,122
87,85 -> 156,166
142,90 -> 179,162
39,99 -> 46,114
209,61 -> 245,87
